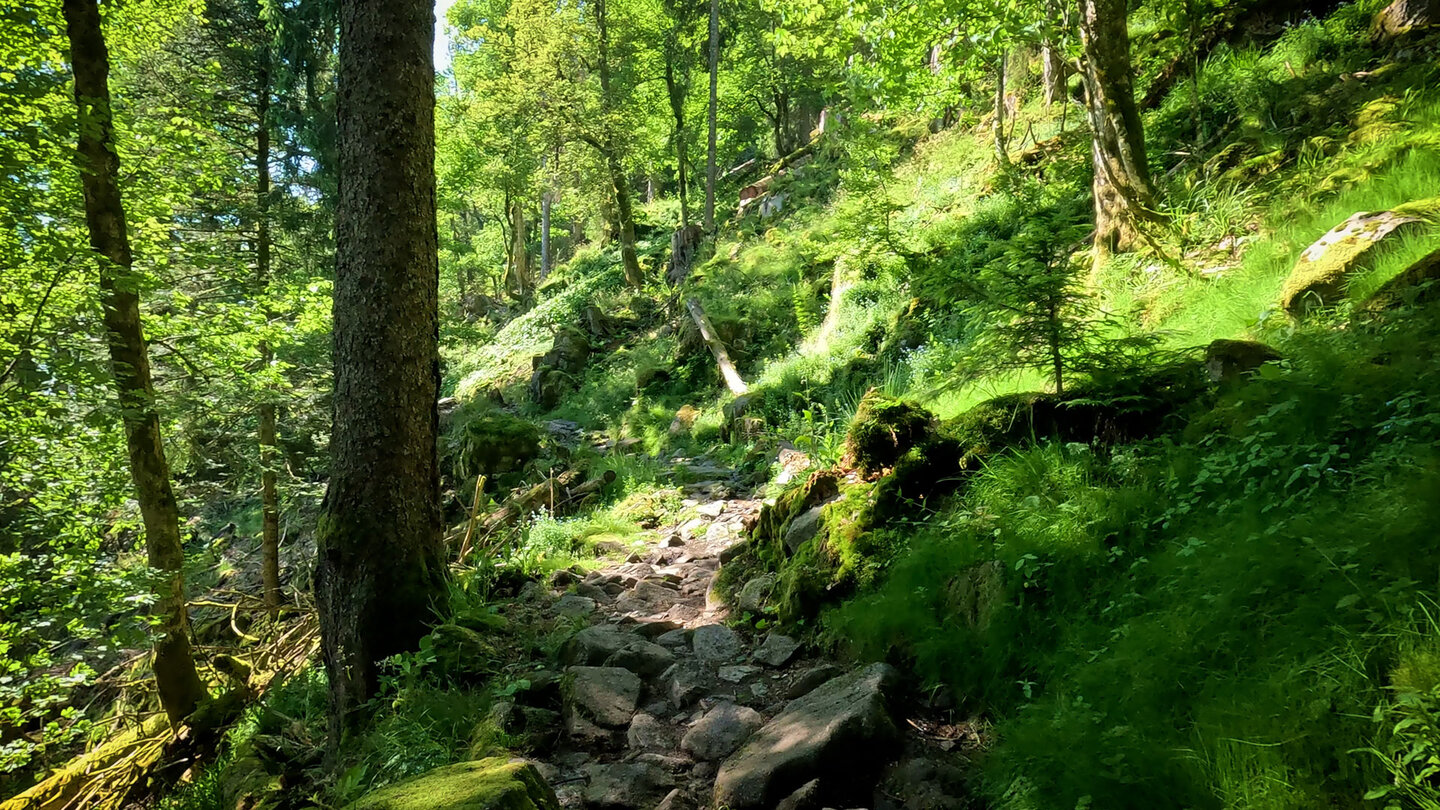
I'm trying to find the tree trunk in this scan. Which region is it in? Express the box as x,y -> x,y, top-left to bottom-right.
1375,0 -> 1437,35
704,0 -> 718,232
594,0 -> 643,287
665,57 -> 690,228
509,199 -> 530,298
686,297 -> 748,395
316,0 -> 447,741
993,50 -> 1011,171
1041,0 -> 1067,106
1079,0 -> 1158,256
62,0 -> 208,727
540,191 -> 552,280
256,40 -> 282,618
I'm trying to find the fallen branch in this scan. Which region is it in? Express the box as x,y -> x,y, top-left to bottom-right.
686,298 -> 748,395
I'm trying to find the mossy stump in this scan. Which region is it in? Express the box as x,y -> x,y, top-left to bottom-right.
349,758 -> 560,810
841,390 -> 936,476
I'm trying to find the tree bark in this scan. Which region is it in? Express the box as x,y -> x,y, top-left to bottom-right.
509,199 -> 530,298
316,0 -> 447,741
993,50 -> 1012,171
256,38 -> 282,617
62,0 -> 208,727
540,190 -> 552,280
686,297 -> 747,395
665,56 -> 690,228
704,0 -> 718,232
1079,0 -> 1158,256
594,0 -> 643,287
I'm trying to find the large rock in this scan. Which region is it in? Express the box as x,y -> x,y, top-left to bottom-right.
529,326 -> 591,410
1280,206 -> 1433,315
782,506 -> 825,554
680,701 -> 764,761
713,663 -> 902,810
564,667 -> 641,729
691,624 -> 744,664
604,638 -> 677,679
580,762 -> 676,809
1361,245 -> 1440,313
736,574 -> 777,613
348,757 -> 559,810
752,632 -> 800,667
561,626 -> 632,666
1203,339 -> 1281,386
1374,0 -> 1437,36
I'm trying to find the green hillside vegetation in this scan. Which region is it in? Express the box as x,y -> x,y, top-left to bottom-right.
5,0 -> 1440,808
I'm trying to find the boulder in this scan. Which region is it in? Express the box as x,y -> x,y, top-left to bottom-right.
1374,0 -> 1437,36
1280,205 -> 1435,315
604,639 -> 677,679
1360,246 -> 1440,313
529,326 -> 591,410
692,623 -> 744,664
680,701 -> 765,761
1203,339 -> 1281,386
775,779 -> 822,810
581,762 -> 676,810
752,633 -> 801,668
782,506 -> 826,555
563,667 -> 641,729
784,664 -> 843,700
560,626 -> 632,666
553,595 -> 595,617
627,712 -> 679,751
713,664 -> 903,810
736,574 -> 777,613
665,662 -> 709,708
348,757 -> 559,810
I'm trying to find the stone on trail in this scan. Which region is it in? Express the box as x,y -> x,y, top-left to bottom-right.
604,638 -> 677,678
560,625 -> 631,666
563,666 -> 641,729
696,501 -> 725,518
627,712 -> 679,751
680,701 -> 764,761
553,594 -> 595,617
580,762 -> 676,810
653,788 -> 694,810
713,663 -> 903,810
348,757 -> 559,810
785,664 -> 842,700
775,779 -> 822,810
614,580 -> 682,614
783,506 -> 826,554
753,632 -> 801,667
665,661 -> 709,708
692,623 -> 744,664
718,664 -> 761,683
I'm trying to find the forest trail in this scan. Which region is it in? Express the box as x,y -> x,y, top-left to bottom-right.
491,455 -> 976,810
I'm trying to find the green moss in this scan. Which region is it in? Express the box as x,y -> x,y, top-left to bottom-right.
349,758 -> 559,810
842,390 -> 936,475
447,408 -> 543,484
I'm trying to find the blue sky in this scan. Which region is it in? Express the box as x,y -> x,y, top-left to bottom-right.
434,0 -> 456,73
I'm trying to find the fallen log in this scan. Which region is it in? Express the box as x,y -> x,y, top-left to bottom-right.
686,298 -> 749,396
479,468 -> 618,534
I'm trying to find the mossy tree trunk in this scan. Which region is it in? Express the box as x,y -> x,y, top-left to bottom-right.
594,0 -> 643,287
315,0 -> 447,740
1078,0 -> 1158,256
62,0 -> 208,726
704,0 -> 718,232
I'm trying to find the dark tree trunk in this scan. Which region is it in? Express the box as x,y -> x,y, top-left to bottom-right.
665,56 -> 690,228
704,0 -> 718,232
1079,0 -> 1158,256
316,0 -> 446,740
256,40 -> 282,617
540,190 -> 552,280
594,0 -> 643,287
62,0 -> 208,727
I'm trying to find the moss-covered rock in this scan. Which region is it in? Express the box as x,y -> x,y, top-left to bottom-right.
1203,339 -> 1282,386
349,757 -> 560,810
750,470 -> 841,561
842,390 -> 936,475
1280,204 -> 1437,315
529,326 -> 591,409
449,409 -> 543,484
1360,245 -> 1440,313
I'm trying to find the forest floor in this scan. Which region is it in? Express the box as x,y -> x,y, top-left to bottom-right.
487,450 -> 975,810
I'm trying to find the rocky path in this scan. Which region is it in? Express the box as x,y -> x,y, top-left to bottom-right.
491,469 -> 974,810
